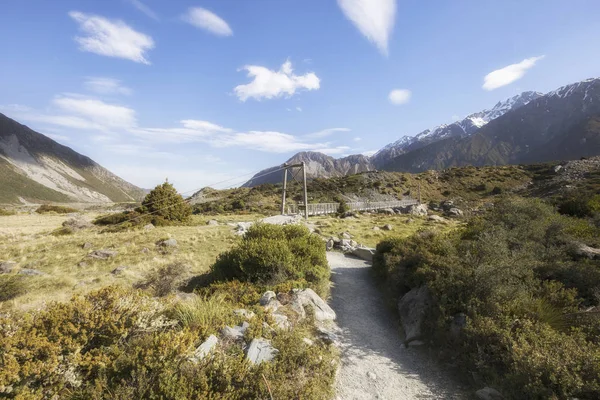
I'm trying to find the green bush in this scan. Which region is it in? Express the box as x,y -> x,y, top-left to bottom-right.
135,262 -> 189,296
336,199 -> 350,216
137,181 -> 191,222
211,224 -> 329,297
0,275 -> 28,302
558,193 -> 600,219
35,204 -> 78,214
373,197 -> 600,399
0,208 -> 15,216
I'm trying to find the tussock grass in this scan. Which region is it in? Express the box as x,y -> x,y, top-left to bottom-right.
170,294 -> 235,331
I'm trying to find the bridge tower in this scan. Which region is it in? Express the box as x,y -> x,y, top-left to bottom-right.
280,162 -> 309,220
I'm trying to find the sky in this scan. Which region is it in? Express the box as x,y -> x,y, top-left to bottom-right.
1,0 -> 600,193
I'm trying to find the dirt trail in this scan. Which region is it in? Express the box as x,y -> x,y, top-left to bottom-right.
327,252 -> 467,400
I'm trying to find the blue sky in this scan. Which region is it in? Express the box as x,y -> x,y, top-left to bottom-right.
1,0 -> 599,192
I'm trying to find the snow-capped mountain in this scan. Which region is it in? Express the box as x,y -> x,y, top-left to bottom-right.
371,91 -> 543,168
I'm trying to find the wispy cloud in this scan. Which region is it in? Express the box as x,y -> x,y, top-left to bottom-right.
126,0 -> 159,21
353,137 -> 362,141
182,7 -> 233,37
234,60 -> 320,101
388,89 -> 411,105
84,77 -> 132,95
69,11 -> 155,64
337,0 -> 396,56
52,95 -> 137,129
305,127 -> 351,139
483,56 -> 545,91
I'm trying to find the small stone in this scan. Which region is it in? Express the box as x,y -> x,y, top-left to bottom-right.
141,247 -> 150,254
326,238 -> 334,251
220,322 -> 249,341
0,261 -> 17,274
303,337 -> 314,346
372,226 -> 380,231
111,266 -> 128,275
77,261 -> 88,268
291,288 -> 336,322
341,232 -> 352,239
367,371 -> 377,381
88,249 -> 118,259
207,220 -> 219,226
191,335 -> 218,362
156,238 -> 177,248
245,338 -> 278,365
81,242 -> 93,250
143,224 -> 155,231
18,268 -> 45,276
272,313 -> 290,330
428,215 -> 446,223
382,224 -> 393,231
259,291 -> 276,306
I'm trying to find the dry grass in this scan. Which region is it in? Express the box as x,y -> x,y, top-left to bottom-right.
310,213 -> 459,247
0,213 -> 271,311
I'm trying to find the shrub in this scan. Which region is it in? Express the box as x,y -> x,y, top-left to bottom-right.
35,204 -> 78,214
136,262 -> 189,296
336,199 -> 350,216
373,197 -> 600,398
211,224 -> 329,297
138,181 -> 191,222
0,208 -> 15,216
558,194 -> 600,219
491,186 -> 503,195
0,275 -> 28,302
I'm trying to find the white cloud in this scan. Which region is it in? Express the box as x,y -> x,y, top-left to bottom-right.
482,56 -> 545,91
234,60 -> 320,101
52,95 -> 137,129
131,119 -> 232,143
69,11 -> 155,64
127,0 -> 159,21
210,131 -> 327,153
353,137 -> 362,141
84,77 -> 132,95
305,127 -> 351,139
182,7 -> 233,37
296,107 -> 302,112
388,89 -> 411,105
337,0 -> 396,56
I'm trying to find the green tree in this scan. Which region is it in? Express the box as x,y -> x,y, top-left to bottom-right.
139,181 -> 191,222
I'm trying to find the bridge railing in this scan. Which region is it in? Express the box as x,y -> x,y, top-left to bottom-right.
287,199 -> 418,216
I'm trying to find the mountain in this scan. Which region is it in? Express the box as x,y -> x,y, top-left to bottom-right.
0,113 -> 146,204
371,91 -> 543,168
242,151 -> 373,187
383,78 -> 600,172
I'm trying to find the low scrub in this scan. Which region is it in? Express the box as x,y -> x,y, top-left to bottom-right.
0,208 -> 16,216
35,204 -> 78,214
211,224 -> 330,297
374,197 -> 600,399
0,286 -> 337,399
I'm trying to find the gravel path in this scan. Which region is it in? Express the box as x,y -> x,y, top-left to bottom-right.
327,252 -> 468,400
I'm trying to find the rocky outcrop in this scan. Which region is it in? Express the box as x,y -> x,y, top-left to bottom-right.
397,286 -> 433,345
245,338 -> 278,365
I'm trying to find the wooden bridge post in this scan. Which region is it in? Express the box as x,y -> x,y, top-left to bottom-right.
281,165 -> 288,215
302,162 -> 309,220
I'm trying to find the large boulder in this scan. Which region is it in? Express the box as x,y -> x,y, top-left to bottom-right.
245,338 -> 278,365
352,246 -> 375,262
397,286 -> 433,345
406,204 -> 428,216
291,288 -> 336,322
574,243 -> 600,260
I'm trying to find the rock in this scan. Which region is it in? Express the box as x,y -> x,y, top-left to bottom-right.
341,211 -> 356,219
303,337 -> 314,346
111,266 -> 128,275
406,204 -> 428,216
175,291 -> 198,301
574,243 -> 600,260
428,215 -> 446,223
207,219 -> 219,226
330,236 -> 341,245
326,238 -> 334,251
234,309 -> 255,319
372,226 -> 380,231
382,224 -> 393,231
221,322 -> 249,341
77,261 -> 88,268
440,200 -> 454,211
367,371 -> 377,381
260,291 -> 276,306
233,222 -> 254,236
156,238 -> 177,248
316,326 -> 339,345
554,165 -> 563,173
349,240 -> 358,248
245,338 -> 278,365
341,232 -> 353,239
378,208 -> 395,215
0,261 -> 17,274
143,224 -> 155,231
191,335 -> 218,362
264,299 -> 282,313
276,292 -> 292,305
18,268 -> 45,276
352,246 -> 375,262
81,242 -> 93,250
141,247 -> 150,254
397,286 -> 433,345
292,288 -> 336,322
62,217 -> 92,232
447,208 -> 463,217
272,313 -> 290,330
88,249 -> 118,259
405,218 -> 415,224
476,387 -> 504,400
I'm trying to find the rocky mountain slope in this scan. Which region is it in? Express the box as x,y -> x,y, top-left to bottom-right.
371,91 -> 542,168
384,78 -> 600,172
242,151 -> 373,187
0,113 -> 146,204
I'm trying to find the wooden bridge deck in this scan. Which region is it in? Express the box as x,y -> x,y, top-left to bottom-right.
287,199 -> 418,216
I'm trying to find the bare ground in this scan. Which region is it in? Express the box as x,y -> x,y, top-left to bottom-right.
327,252 -> 469,400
